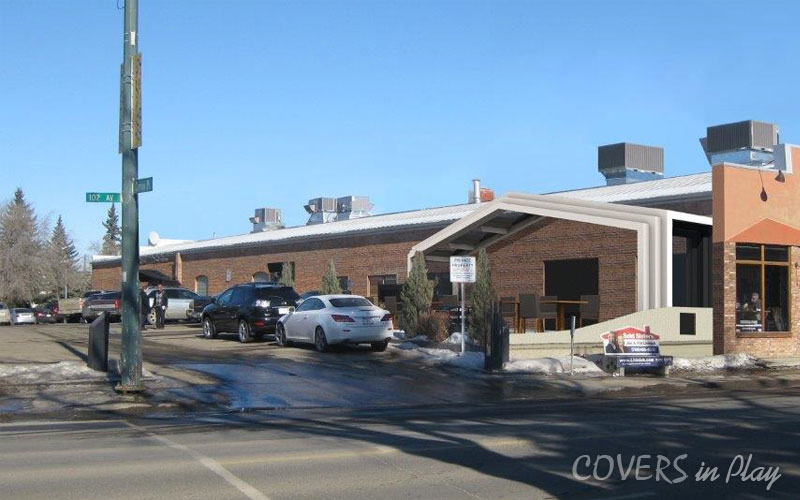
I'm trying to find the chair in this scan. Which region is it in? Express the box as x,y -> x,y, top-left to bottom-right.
538,295 -> 558,331
580,295 -> 600,327
518,294 -> 557,332
500,296 -> 517,332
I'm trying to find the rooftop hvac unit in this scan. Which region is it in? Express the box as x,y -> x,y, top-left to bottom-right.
336,196 -> 373,213
304,197 -> 338,214
250,207 -> 284,233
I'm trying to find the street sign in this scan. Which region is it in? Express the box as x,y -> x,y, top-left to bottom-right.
86,192 -> 121,203
450,256 -> 477,283
134,177 -> 153,194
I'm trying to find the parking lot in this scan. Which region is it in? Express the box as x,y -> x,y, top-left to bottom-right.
0,322 -> 557,414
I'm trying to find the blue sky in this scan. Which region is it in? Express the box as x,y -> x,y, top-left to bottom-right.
2,0 -> 799,254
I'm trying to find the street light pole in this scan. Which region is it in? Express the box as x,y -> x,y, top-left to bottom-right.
118,0 -> 143,392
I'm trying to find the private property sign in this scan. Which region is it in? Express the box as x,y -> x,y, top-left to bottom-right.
450,256 -> 476,283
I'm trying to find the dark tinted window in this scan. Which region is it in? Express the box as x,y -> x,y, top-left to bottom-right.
217,288 -> 234,305
230,287 -> 246,305
329,297 -> 372,308
736,244 -> 761,261
294,300 -> 313,312
16,308 -> 33,313
165,289 -> 181,299
765,245 -> 789,262
306,298 -> 325,310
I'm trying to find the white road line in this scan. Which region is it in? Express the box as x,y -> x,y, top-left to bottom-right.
123,420 -> 270,500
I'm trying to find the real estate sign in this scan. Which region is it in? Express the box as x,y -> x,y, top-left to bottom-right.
601,326 -> 672,368
449,256 -> 476,283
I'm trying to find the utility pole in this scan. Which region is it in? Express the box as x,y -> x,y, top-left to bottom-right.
117,0 -> 143,392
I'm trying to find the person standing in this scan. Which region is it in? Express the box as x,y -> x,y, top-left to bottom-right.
139,283 -> 151,330
153,284 -> 168,329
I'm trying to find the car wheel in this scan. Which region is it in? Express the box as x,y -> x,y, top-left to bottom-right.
238,320 -> 252,343
202,317 -> 217,339
371,339 -> 389,352
275,323 -> 287,347
148,310 -> 157,325
314,327 -> 328,353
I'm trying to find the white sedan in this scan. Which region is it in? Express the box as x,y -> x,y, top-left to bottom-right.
276,295 -> 393,352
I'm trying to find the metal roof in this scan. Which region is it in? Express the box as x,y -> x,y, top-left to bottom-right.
548,172 -> 711,203
93,172 -> 712,264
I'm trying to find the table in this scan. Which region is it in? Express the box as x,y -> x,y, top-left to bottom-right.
500,299 -> 588,332
541,299 -> 588,331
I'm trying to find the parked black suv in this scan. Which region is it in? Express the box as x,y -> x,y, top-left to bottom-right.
201,283 -> 300,342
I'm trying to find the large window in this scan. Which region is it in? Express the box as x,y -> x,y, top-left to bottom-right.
736,244 -> 790,334
195,275 -> 208,296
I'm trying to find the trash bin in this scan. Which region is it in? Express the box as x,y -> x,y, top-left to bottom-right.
484,304 -> 509,371
88,312 -> 110,372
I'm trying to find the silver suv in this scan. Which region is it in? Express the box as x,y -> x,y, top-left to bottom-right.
145,287 -> 201,324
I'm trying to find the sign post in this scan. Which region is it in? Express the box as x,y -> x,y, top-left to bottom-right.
569,315 -> 576,376
450,256 -> 476,355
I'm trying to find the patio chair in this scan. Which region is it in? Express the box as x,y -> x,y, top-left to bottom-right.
518,294 -> 557,332
580,294 -> 600,326
500,296 -> 517,332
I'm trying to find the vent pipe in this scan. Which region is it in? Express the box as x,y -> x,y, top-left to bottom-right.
472,179 -> 481,204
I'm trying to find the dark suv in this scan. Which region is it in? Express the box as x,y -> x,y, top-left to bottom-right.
201,283 -> 300,342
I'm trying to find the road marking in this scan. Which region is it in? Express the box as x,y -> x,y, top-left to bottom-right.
123,420 -> 270,500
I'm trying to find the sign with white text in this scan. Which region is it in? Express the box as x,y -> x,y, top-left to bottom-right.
449,256 -> 476,283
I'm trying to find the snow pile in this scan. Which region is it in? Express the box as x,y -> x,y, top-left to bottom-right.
0,361 -> 109,384
504,356 -> 605,376
392,344 -> 485,370
442,332 -> 477,345
672,354 -> 759,372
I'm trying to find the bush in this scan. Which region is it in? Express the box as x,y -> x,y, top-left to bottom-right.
416,311 -> 450,343
468,248 -> 495,346
398,251 -> 435,335
321,259 -> 342,294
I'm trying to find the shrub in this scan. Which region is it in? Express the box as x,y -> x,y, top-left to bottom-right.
399,251 -> 435,335
321,259 -> 342,294
416,311 -> 450,343
468,248 -> 495,346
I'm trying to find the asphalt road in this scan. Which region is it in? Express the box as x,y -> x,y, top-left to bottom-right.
1,389 -> 799,500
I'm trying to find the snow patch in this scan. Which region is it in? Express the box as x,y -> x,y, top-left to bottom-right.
391,344 -> 484,370
0,361 -> 109,383
443,332 -> 477,345
672,354 -> 758,372
504,357 -> 605,376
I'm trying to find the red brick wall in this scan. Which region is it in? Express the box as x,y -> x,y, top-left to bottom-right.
93,227 -> 444,296
713,242 -> 800,357
486,218 -> 638,322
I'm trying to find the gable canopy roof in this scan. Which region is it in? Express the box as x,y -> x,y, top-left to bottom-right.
409,192 -> 711,311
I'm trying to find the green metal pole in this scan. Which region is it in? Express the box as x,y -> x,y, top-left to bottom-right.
118,0 -> 143,392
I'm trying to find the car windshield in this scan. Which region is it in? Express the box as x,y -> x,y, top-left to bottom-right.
253,287 -> 300,302
329,297 -> 372,308
16,308 -> 33,313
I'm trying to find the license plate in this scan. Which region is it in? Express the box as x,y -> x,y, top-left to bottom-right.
278,307 -> 290,314
362,318 -> 375,326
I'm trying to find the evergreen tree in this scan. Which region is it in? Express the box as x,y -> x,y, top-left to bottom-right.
47,215 -> 80,298
468,248 -> 496,345
0,188 -> 45,305
320,259 -> 342,294
279,262 -> 294,287
399,251 -> 435,335
100,203 -> 121,255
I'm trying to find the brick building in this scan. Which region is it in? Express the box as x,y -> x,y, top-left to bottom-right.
93,120 -> 800,358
